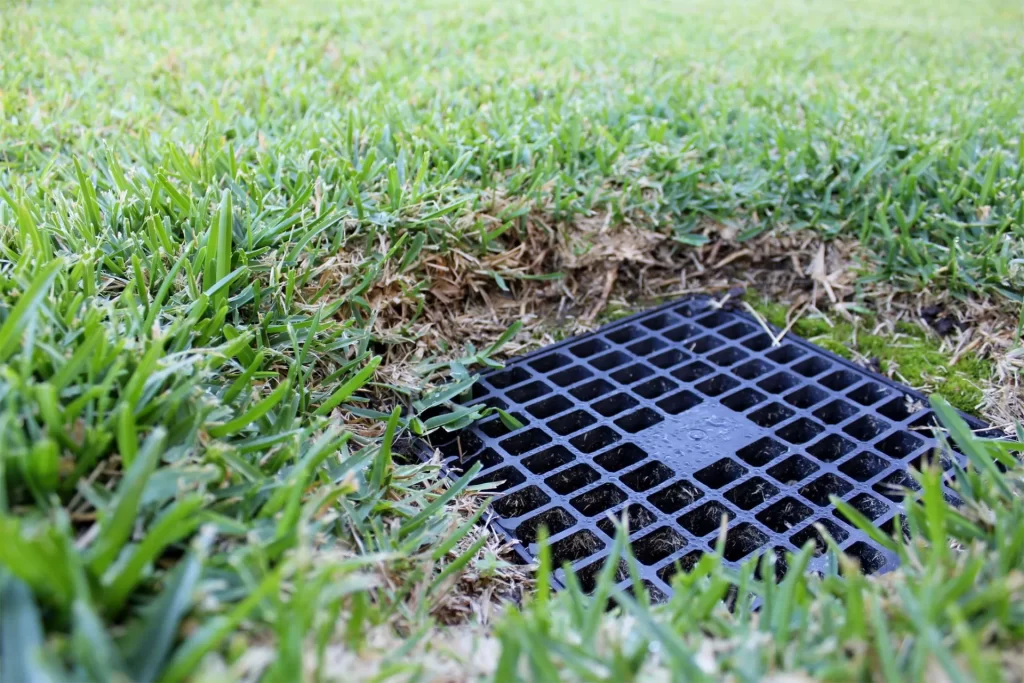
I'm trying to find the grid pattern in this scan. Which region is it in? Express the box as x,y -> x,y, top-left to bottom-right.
421,297 -> 991,600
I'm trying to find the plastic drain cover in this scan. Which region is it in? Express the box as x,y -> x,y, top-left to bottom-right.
419,296 -> 990,600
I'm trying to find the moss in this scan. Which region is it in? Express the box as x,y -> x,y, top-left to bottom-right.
745,295 -> 992,415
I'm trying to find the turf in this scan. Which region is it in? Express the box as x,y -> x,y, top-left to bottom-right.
0,0 -> 1023,680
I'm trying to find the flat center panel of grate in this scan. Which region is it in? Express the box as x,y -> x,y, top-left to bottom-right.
418,296 -> 991,601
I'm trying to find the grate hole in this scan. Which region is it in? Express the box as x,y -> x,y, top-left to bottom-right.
878,395 -> 926,422
596,504 -> 657,538
839,452 -> 890,481
737,437 -> 789,466
766,345 -> 806,364
593,392 -> 640,417
627,337 -> 669,356
721,388 -> 767,412
671,361 -> 714,382
791,518 -> 849,555
784,385 -> 829,409
508,380 -> 553,404
479,413 -> 530,439
633,527 -> 688,565
688,336 -> 725,354
549,410 -> 598,436
657,551 -> 704,585
492,485 -> 550,518
792,355 -> 832,377
734,359 -> 772,379
550,530 -> 605,565
529,353 -> 570,374
607,326 -> 645,344
757,372 -> 801,395
806,434 -> 857,462
695,374 -> 741,397
610,363 -> 655,385
516,507 -> 577,544
813,400 -> 858,425
450,448 -> 503,476
649,480 -> 704,513
620,461 -> 675,492
843,415 -> 890,441
724,477 -> 781,510
848,382 -> 891,406
621,581 -> 667,604
523,445 -> 576,474
634,376 -> 680,399
908,412 -> 940,439
742,334 -> 774,352
570,379 -> 614,401
439,432 -> 484,459
873,470 -> 921,501
694,458 -> 747,489
819,369 -> 861,391
545,464 -> 601,494
755,547 -> 790,583
777,418 -> 826,444
800,473 -> 853,506
679,501 -> 733,536
845,541 -> 887,575
476,396 -> 509,411
487,366 -> 532,389
550,365 -> 595,387
527,395 -> 573,419
576,557 -> 630,594
615,408 -> 665,434
571,483 -> 628,517
767,455 -> 819,485
875,432 -> 924,459
663,323 -> 701,342
641,312 -> 678,330
721,322 -> 756,339
721,523 -> 769,562
570,338 -> 611,358
649,349 -> 690,369
697,310 -> 732,328
748,402 -> 796,427
570,426 -> 622,453
590,351 -> 631,371
500,428 -> 552,456
656,389 -> 703,415
709,346 -> 749,367
757,496 -> 813,532
835,493 -> 890,523
594,443 -> 649,472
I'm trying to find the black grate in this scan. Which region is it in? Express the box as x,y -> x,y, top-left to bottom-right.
418,297 -> 991,600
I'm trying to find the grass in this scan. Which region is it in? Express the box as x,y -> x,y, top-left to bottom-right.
0,0 -> 1022,680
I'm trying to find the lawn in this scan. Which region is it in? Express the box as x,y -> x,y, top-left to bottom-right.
1,0 -> 1023,680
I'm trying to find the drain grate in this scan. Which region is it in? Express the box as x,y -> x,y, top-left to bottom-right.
419,297 -> 991,599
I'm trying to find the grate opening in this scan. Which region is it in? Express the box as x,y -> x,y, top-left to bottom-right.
594,442 -> 649,472
551,365 -> 595,387
522,446 -> 575,474
571,483 -> 628,516
649,480 -> 704,513
768,455 -> 819,485
621,461 -> 675,492
737,437 -> 789,467
546,464 -> 601,494
695,458 -> 747,489
577,557 -> 630,594
516,507 -> 577,544
680,501 -> 732,536
724,477 -> 780,510
633,527 -> 689,565
570,378 -> 615,401
756,497 -> 813,532
597,504 -> 657,538
634,376 -> 679,399
755,547 -> 790,583
420,296 -> 992,597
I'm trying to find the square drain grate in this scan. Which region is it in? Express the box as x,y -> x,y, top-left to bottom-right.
419,297 -> 991,600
